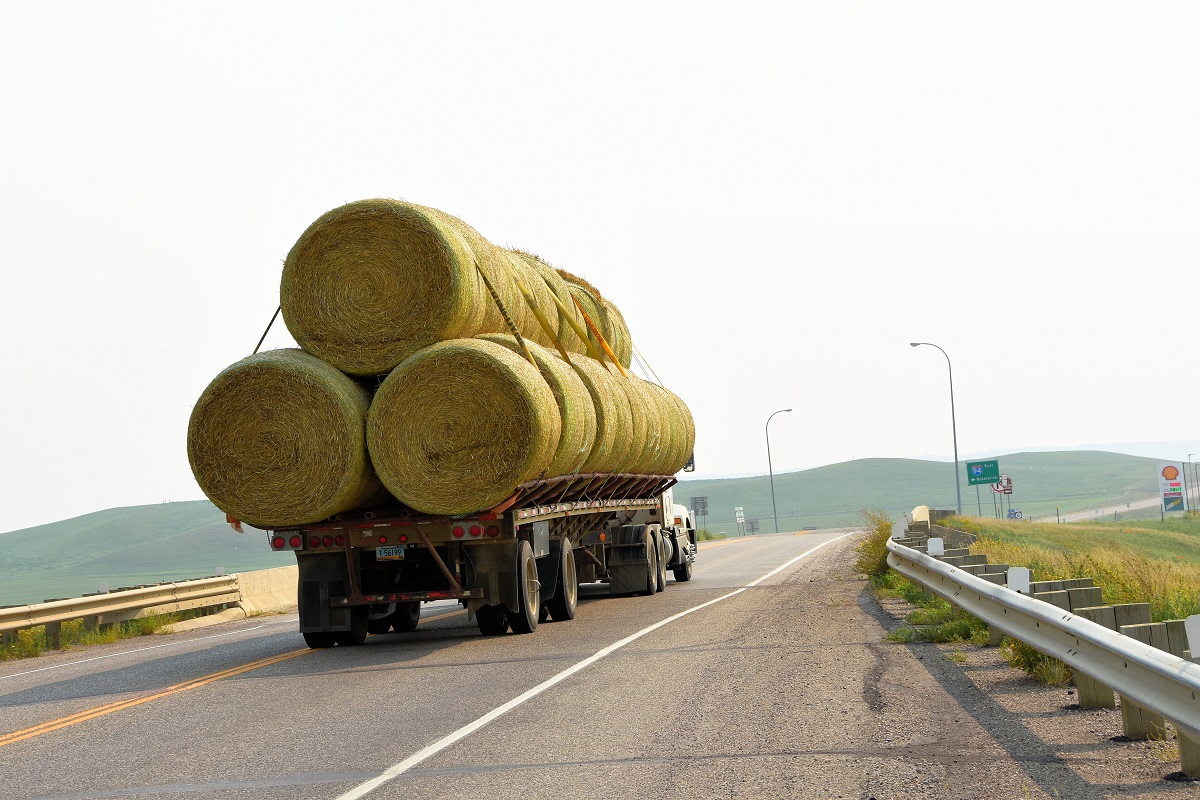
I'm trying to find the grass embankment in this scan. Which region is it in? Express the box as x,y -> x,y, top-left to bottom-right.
956,516 -> 1200,621
1,613 -> 190,661
855,511 -> 1200,684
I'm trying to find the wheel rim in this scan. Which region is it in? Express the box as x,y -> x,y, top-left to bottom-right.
564,546 -> 577,610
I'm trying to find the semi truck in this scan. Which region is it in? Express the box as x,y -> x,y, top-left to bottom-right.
260,472 -> 697,647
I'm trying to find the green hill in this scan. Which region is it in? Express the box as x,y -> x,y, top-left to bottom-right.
0,450 -> 1169,605
0,501 -> 282,606
673,450 -> 1164,533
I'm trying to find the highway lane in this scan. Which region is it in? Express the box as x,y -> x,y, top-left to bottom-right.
0,529 -> 1076,800
0,532 -> 844,798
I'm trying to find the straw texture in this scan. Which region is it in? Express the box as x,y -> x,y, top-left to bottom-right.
367,338 -> 561,515
480,334 -> 597,477
186,349 -> 384,528
568,356 -> 634,474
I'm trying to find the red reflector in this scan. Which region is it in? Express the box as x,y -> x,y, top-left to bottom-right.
271,536 -> 285,549
486,525 -> 500,537
399,534 -> 408,543
309,536 -> 321,548
289,535 -> 302,548
379,535 -> 387,544
322,536 -> 334,548
469,525 -> 482,537
452,526 -> 465,538
335,535 -> 345,546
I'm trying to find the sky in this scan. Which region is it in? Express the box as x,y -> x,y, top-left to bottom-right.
2,2 -> 1198,533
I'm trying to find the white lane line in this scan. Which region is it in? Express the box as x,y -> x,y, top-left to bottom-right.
335,531 -> 854,800
0,620 -> 294,681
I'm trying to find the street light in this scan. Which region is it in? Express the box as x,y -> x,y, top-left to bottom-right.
1190,454 -> 1196,516
910,342 -> 963,516
766,408 -> 792,534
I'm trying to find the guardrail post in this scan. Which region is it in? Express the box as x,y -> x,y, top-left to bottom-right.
1118,623 -> 1169,740
1161,620 -> 1199,776
1073,606 -> 1117,708
44,622 -> 61,650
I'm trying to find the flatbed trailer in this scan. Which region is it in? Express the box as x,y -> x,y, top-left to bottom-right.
261,472 -> 697,647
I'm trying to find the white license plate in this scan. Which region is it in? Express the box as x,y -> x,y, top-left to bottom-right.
376,545 -> 406,561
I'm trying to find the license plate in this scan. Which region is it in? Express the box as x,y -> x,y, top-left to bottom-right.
376,545 -> 406,561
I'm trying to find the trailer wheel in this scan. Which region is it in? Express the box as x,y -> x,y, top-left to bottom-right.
546,543 -> 577,621
476,605 -> 508,636
367,604 -> 394,635
392,601 -> 421,632
303,631 -> 336,649
508,540 -> 541,634
640,527 -> 658,597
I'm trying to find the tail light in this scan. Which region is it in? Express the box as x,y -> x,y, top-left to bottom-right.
486,525 -> 500,537
469,525 -> 482,537
452,526 -> 465,538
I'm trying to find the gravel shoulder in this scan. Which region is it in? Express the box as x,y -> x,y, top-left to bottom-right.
861,534 -> 1198,799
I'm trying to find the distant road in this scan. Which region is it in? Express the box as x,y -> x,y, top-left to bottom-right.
1031,494 -> 1164,523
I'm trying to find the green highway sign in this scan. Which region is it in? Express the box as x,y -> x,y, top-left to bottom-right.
966,459 -> 1000,486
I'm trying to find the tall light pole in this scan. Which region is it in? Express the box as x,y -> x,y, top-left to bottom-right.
766,408 -> 792,534
1190,454 -> 1196,516
910,342 -> 963,516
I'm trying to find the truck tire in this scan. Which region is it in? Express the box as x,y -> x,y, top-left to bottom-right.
508,540 -> 541,634
392,601 -> 421,632
303,631 -> 336,649
546,542 -> 578,621
367,604 -> 394,635
334,608 -> 368,646
476,605 -> 508,636
672,555 -> 693,582
653,529 -> 667,593
640,527 -> 658,597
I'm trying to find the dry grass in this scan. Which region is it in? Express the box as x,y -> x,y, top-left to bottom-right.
187,349 -> 384,528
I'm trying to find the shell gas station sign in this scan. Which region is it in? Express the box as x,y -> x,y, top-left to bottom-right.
1158,463 -> 1188,512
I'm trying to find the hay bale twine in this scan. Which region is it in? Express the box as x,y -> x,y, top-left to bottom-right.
186,349 -> 384,528
367,338 -> 561,516
479,334 -> 597,477
514,252 -> 589,356
281,199 -> 490,376
567,355 -> 633,474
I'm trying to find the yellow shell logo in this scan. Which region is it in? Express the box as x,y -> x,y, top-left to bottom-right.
1162,465 -> 1180,480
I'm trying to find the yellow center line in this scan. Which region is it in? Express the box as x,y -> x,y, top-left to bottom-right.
0,648 -> 311,748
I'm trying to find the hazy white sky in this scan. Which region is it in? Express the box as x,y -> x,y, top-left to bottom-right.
2,2 -> 1197,532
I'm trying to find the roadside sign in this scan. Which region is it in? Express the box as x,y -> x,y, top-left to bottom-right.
1158,463 -> 1188,512
966,460 -> 1000,486
992,474 -> 1013,495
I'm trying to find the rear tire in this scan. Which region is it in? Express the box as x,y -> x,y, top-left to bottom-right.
392,601 -> 421,632
546,542 -> 578,621
653,530 -> 667,592
640,527 -> 658,597
303,631 -> 336,649
476,605 -> 508,636
508,540 -> 541,634
672,552 -> 693,582
334,608 -> 368,646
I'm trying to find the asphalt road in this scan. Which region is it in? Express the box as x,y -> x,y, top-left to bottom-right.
0,531 -> 1090,800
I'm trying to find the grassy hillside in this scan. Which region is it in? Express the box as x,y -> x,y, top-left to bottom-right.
0,501 -> 283,605
0,450 -> 1170,605
673,450 -> 1163,533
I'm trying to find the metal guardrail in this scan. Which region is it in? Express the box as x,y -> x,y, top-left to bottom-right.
0,576 -> 242,636
886,538 -> 1200,741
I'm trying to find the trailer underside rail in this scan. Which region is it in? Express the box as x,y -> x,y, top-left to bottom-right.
330,589 -> 483,607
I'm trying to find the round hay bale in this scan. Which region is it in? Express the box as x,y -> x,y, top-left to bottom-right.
564,281 -> 615,363
567,355 -> 634,474
659,386 -> 696,474
516,252 -> 589,356
281,199 -> 489,376
479,334 -> 597,477
418,205 -> 518,338
367,338 -> 561,516
602,298 -> 633,368
615,376 -> 655,474
628,376 -> 668,474
186,349 -> 384,528
502,251 -> 559,350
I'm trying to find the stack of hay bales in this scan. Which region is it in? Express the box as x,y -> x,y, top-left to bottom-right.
187,198 -> 694,525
